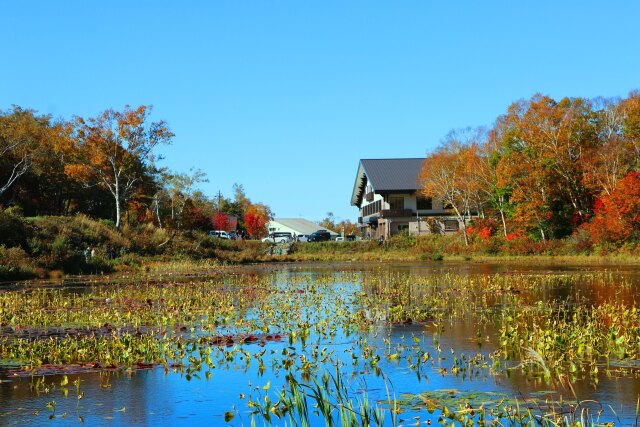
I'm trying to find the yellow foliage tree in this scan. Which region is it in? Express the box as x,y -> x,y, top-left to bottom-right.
419,129 -> 484,246
66,106 -> 173,230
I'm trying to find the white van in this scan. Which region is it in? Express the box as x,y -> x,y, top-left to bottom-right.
209,230 -> 230,239
262,232 -> 292,243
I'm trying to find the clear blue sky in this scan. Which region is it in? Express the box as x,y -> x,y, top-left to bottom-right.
2,2 -> 639,223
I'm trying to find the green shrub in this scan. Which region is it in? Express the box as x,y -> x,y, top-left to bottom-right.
412,234 -> 466,255
19,215 -> 127,273
386,232 -> 415,249
30,215 -> 128,252
0,207 -> 31,248
51,235 -> 70,260
85,255 -> 114,274
116,252 -> 143,267
431,253 -> 444,261
0,246 -> 37,280
123,223 -> 169,255
99,218 -> 116,228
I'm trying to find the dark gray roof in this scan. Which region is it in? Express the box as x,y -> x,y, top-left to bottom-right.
350,158 -> 425,206
361,158 -> 425,191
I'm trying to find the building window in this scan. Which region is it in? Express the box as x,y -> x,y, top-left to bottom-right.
389,196 -> 404,210
444,220 -> 459,232
417,197 -> 432,210
269,227 -> 276,232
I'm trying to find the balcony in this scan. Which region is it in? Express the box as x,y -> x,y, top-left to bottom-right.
365,191 -> 374,202
380,209 -> 415,218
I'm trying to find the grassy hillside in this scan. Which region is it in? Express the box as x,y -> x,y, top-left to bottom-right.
0,209 -> 266,280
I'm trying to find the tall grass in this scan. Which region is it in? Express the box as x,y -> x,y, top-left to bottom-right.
247,366 -> 398,427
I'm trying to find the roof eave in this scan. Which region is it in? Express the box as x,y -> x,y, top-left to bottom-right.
350,162 -> 367,206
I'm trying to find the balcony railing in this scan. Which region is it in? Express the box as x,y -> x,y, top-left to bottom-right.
380,209 -> 414,218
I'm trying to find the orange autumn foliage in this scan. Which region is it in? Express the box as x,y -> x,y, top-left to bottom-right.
243,204 -> 272,238
419,130 -> 484,246
67,105 -> 173,229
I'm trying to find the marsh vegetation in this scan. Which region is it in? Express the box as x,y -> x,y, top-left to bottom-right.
0,263 -> 639,426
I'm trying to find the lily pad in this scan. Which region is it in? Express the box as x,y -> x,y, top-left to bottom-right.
398,389 -> 514,410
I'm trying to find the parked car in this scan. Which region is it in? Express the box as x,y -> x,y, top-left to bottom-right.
307,230 -> 331,242
262,232 -> 292,243
335,236 -> 344,242
209,230 -> 230,239
228,232 -> 237,240
296,234 -> 309,242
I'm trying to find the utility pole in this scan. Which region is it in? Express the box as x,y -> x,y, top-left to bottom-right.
217,190 -> 222,213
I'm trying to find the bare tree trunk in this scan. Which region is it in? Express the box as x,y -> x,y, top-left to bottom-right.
153,194 -> 163,228
452,205 -> 469,246
114,186 -> 121,230
499,209 -> 507,237
0,155 -> 29,197
462,221 -> 469,246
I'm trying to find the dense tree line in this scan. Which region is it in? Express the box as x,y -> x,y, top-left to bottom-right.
420,91 -> 640,247
0,105 -> 272,238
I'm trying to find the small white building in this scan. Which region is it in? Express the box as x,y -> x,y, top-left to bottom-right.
267,218 -> 339,238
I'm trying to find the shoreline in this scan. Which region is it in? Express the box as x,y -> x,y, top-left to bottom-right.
3,254 -> 639,289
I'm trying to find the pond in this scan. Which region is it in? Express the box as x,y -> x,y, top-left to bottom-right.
1,262 -> 639,426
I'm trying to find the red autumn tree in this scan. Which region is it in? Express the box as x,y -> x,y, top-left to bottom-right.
212,212 -> 230,231
243,203 -> 272,238
584,171 -> 640,244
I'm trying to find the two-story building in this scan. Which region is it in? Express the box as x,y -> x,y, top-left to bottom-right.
351,158 -> 464,240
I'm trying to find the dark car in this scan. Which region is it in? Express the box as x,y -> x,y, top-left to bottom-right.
307,230 -> 331,242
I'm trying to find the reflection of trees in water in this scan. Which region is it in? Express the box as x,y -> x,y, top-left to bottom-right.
0,371 -> 162,425
358,265 -> 640,420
